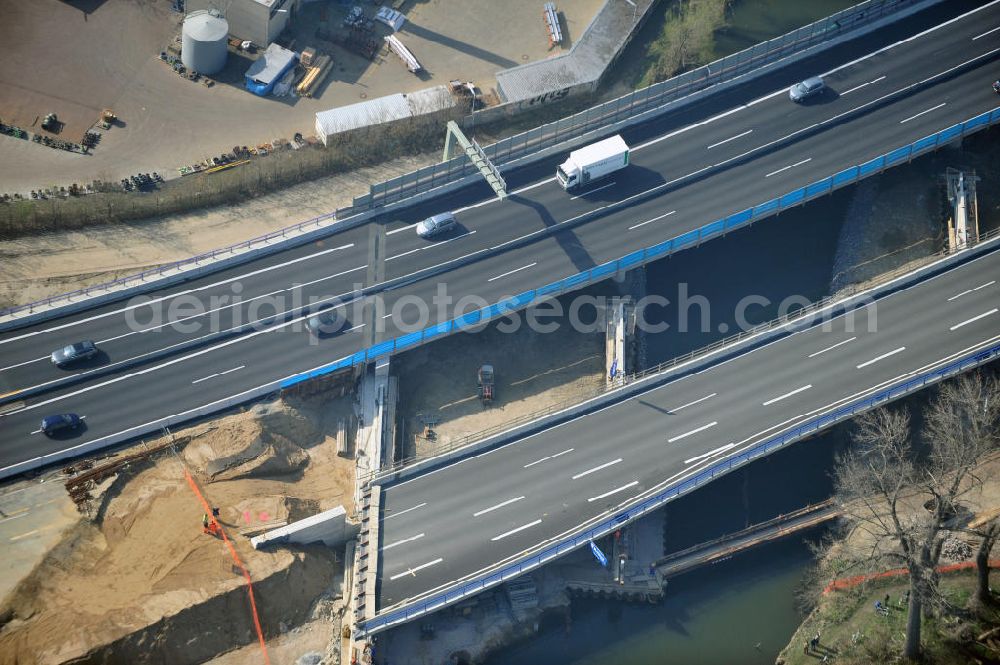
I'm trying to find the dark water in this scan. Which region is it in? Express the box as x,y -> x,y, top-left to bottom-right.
714,0 -> 858,57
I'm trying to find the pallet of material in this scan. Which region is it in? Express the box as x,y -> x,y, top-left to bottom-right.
296,53 -> 333,97
543,3 -> 562,46
384,34 -> 421,73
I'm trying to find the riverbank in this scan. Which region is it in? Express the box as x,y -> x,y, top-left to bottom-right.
776,455 -> 1000,665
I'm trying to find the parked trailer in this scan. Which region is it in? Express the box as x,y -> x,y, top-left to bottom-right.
556,134 -> 629,191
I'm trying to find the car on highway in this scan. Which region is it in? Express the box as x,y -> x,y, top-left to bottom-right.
789,76 -> 825,102
50,340 -> 99,367
40,413 -> 82,436
415,212 -> 457,239
993,79 -> 1000,94
306,305 -> 344,336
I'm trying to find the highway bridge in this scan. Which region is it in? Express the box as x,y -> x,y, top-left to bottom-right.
369,239 -> 1000,631
1,0 -> 997,478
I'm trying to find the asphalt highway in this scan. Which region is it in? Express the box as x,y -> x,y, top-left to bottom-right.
375,244 -> 1000,613
0,0 -> 998,472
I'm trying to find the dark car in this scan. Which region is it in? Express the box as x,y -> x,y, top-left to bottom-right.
993,80 -> 1000,95
789,76 -> 825,103
40,413 -> 82,436
50,340 -> 99,367
306,305 -> 345,336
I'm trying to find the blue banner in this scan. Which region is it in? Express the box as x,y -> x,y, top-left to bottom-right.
590,541 -> 608,567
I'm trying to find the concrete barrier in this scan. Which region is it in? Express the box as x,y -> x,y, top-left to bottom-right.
251,505 -> 357,549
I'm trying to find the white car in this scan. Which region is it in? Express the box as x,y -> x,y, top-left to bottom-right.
415,212 -> 457,239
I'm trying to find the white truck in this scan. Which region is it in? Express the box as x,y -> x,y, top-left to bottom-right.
556,135 -> 630,191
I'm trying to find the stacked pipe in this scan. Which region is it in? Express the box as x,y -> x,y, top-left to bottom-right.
543,3 -> 562,46
297,54 -> 333,97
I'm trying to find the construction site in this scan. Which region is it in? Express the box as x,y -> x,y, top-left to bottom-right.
0,390 -> 357,664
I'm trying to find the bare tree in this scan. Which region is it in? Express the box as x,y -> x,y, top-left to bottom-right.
928,372 -> 1000,608
834,373 -> 999,660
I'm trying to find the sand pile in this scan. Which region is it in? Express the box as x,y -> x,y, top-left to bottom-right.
0,397 -> 355,664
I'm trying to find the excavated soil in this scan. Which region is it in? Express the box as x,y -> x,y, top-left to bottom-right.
0,395 -> 355,664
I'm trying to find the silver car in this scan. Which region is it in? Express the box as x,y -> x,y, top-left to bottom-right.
415,212 -> 457,239
51,340 -> 99,367
789,76 -> 825,103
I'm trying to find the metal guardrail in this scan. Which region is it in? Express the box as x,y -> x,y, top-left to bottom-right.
360,0 -> 924,210
282,106 -> 1000,394
0,208 -> 353,320
360,337 -> 1000,636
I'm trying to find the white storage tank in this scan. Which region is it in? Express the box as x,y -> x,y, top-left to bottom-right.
182,10 -> 229,75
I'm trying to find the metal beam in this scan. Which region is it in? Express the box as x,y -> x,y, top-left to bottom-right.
443,121 -> 507,200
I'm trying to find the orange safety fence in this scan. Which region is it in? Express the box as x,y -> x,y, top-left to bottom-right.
823,558 -> 1000,594
183,467 -> 271,665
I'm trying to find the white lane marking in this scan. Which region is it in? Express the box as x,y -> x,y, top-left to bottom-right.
389,557 -> 444,580
667,421 -> 718,443
473,496 -> 525,517
192,364 -> 244,384
950,308 -> 998,331
0,244 -> 357,346
765,157 -> 811,178
10,529 -> 39,542
900,102 -> 946,124
948,289 -> 973,301
386,230 -> 476,261
487,262 -> 537,282
762,384 -> 813,406
808,336 -> 857,358
628,210 -> 676,230
975,280 -> 996,291
973,25 -> 1000,40
572,458 -> 623,480
570,181 -> 616,200
706,129 -> 753,150
840,75 -> 886,96
292,265 -> 367,290
857,346 -> 906,369
383,502 -> 427,521
526,448 -> 574,468
684,442 -> 735,465
380,533 -> 425,551
0,511 -> 30,524
672,392 -> 717,412
491,519 -> 542,541
588,481 -> 639,502
387,223 -> 418,236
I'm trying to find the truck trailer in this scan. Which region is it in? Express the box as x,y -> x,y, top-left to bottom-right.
556,135 -> 629,191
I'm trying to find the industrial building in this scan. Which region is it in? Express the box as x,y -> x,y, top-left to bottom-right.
245,42 -> 298,96
314,86 -> 455,145
184,0 -> 298,47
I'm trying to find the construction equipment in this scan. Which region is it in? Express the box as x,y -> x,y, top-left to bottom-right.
41,113 -> 58,132
477,364 -> 495,406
